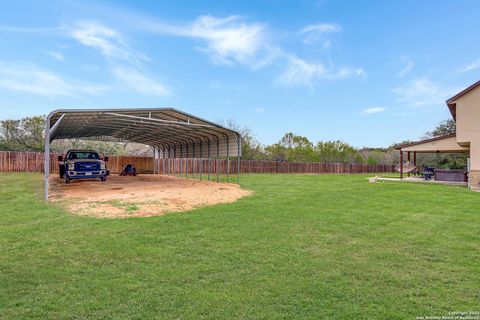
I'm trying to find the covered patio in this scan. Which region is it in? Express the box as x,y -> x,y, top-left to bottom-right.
395,134 -> 470,184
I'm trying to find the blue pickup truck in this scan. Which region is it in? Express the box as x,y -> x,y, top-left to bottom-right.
58,150 -> 109,184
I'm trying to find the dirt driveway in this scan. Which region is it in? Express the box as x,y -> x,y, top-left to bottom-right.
49,175 -> 251,218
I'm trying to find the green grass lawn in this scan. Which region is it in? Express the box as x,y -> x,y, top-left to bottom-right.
1,173 -> 479,319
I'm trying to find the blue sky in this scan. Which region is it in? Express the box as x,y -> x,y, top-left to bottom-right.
1,0 -> 480,147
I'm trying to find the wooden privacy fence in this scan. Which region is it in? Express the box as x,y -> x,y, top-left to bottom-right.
0,151 -> 154,174
0,151 -> 395,174
239,160 -> 395,174
155,159 -> 395,175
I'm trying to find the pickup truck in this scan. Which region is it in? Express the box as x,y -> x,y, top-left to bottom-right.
58,150 -> 109,184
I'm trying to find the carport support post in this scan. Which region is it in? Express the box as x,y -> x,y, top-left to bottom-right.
199,141 -> 203,181
173,146 -> 177,176
216,140 -> 220,182
186,145 -> 189,179
171,146 -> 173,175
208,141 -> 211,181
44,116 -> 51,201
168,147 -> 171,175
192,143 -> 195,179
153,147 -> 156,175
226,137 -> 230,183
400,151 -> 403,179
180,144 -> 183,177
167,146 -> 170,175
162,149 -> 165,175
162,146 -> 165,174
156,147 -> 159,174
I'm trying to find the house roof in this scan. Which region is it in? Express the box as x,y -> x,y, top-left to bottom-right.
446,80 -> 480,120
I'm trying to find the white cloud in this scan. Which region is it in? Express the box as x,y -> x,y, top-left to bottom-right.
392,78 -> 456,106
113,67 -> 169,96
161,17 -> 360,84
276,55 -> 365,88
255,107 -> 265,113
148,15 -> 275,69
300,23 -> 342,46
69,21 -> 148,64
76,12 -> 274,68
66,12 -> 363,89
47,51 -> 64,61
190,16 -> 266,65
398,59 -> 413,77
459,57 -> 480,73
301,23 -> 342,34
276,57 -> 325,88
0,62 -> 106,97
69,21 -> 170,96
362,107 -> 385,114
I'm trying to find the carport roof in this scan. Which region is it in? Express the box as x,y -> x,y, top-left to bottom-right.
47,108 -> 240,156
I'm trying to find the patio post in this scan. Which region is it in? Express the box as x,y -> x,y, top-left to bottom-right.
400,150 -> 403,179
407,151 -> 411,177
413,151 -> 417,175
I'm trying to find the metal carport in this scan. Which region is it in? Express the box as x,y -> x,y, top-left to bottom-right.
44,108 -> 241,200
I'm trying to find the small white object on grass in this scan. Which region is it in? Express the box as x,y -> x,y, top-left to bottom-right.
368,176 -> 379,184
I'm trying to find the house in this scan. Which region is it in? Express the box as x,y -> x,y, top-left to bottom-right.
396,80 -> 480,191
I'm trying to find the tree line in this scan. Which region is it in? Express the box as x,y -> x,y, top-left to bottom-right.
0,115 -> 151,156
0,115 -> 465,168
217,118 -> 464,169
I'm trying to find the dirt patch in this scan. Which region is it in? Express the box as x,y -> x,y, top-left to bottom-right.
49,175 -> 252,218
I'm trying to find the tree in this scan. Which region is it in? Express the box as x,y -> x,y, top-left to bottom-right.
366,151 -> 383,165
0,116 -> 45,151
223,119 -> 266,160
265,133 -> 316,162
264,143 -> 287,161
315,140 -> 363,163
423,119 -> 456,138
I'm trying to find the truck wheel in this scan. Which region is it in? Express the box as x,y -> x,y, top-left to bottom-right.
65,177 -> 71,184
101,177 -> 107,182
